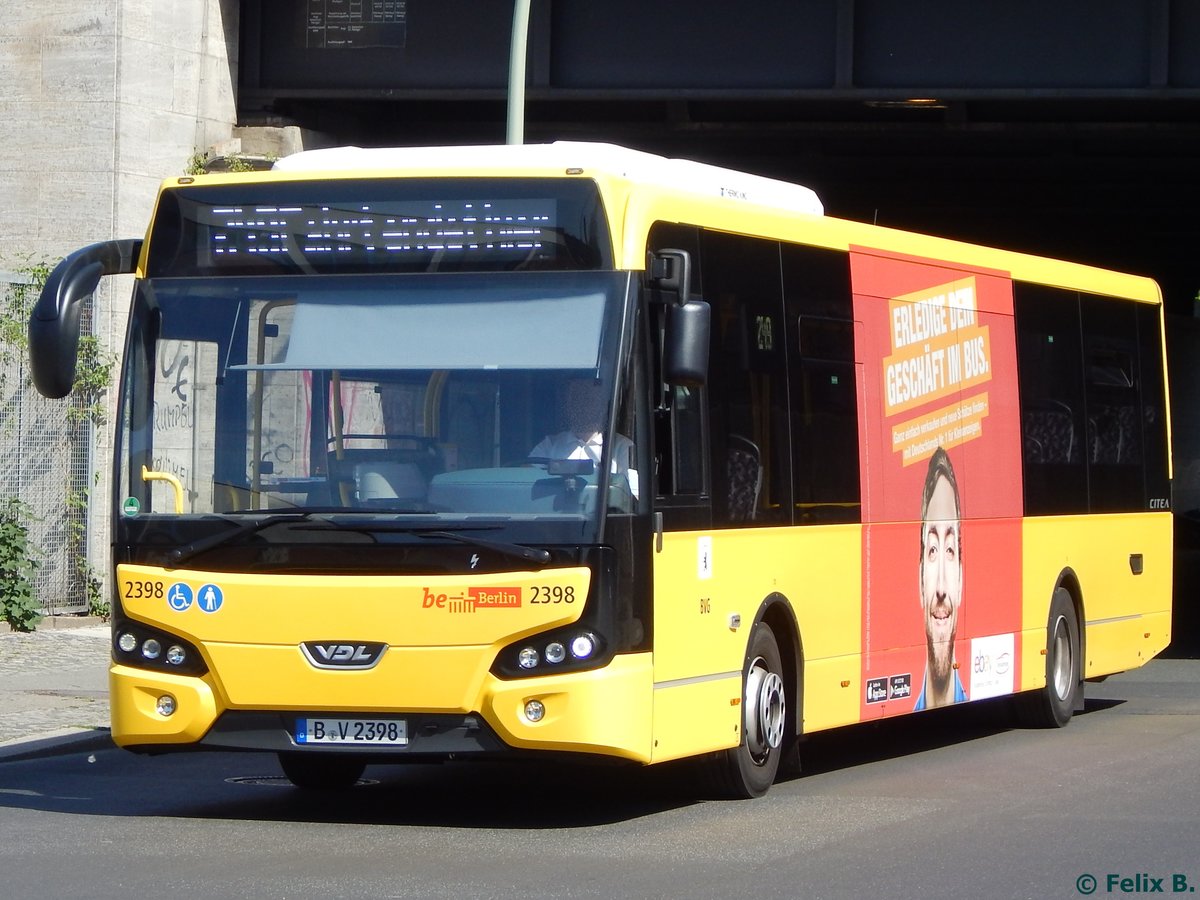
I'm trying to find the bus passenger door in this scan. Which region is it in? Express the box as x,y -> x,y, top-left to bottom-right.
645,228 -> 747,762
651,378 -> 747,761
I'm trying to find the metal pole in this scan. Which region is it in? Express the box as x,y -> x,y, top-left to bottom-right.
507,0 -> 532,145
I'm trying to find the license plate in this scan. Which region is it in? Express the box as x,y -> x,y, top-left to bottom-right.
295,718 -> 408,746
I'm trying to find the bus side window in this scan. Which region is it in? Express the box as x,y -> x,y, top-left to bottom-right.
1081,296 -> 1144,512
782,243 -> 860,524
669,385 -> 704,494
1014,284 -> 1088,515
700,229 -> 791,527
648,222 -> 710,516
1015,285 -> 1166,515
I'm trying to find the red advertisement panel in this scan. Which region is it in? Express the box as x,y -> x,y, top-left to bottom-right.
850,248 -> 1023,720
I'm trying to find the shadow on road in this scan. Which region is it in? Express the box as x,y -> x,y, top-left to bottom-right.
794,693 -> 1125,778
0,689 -> 1130,827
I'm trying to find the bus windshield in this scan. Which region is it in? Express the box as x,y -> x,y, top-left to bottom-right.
116,270 -> 636,546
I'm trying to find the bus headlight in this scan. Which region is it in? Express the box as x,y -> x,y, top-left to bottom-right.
518,647 -> 540,669
493,629 -> 608,678
111,618 -> 207,676
570,634 -> 596,659
524,699 -> 546,722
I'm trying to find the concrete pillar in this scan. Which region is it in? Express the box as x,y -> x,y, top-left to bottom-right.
0,0 -> 240,606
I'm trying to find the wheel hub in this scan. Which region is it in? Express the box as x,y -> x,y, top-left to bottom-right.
1050,614 -> 1073,700
744,657 -> 786,760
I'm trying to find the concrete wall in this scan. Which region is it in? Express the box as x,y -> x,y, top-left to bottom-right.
0,0 -> 240,606
1,1 -> 239,259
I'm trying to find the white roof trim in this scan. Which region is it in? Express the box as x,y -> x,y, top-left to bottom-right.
272,141 -> 823,216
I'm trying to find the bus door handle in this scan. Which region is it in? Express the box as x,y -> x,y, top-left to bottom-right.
654,511 -> 664,553
1129,553 -> 1143,575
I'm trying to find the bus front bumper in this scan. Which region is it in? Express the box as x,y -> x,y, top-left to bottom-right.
109,653 -> 654,762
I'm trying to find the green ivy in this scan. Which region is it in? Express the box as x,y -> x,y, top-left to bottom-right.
66,485 -> 109,620
68,333 -> 115,427
85,567 -> 108,619
185,150 -> 208,176
0,267 -> 43,630
0,261 -> 50,396
186,148 -> 266,175
2,258 -> 113,622
0,261 -> 47,347
0,498 -> 41,632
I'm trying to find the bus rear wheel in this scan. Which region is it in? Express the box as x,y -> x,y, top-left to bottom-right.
278,752 -> 366,789
704,623 -> 787,799
1015,587 -> 1080,728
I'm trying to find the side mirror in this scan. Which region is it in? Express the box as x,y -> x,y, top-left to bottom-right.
29,239 -> 141,398
664,299 -> 710,385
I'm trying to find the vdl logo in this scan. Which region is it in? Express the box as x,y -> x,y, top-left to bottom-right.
300,641 -> 388,670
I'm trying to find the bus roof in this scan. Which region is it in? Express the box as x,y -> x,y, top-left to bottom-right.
271,141 -> 825,218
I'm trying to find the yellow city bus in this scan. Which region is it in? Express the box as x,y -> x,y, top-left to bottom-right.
30,143 -> 1172,798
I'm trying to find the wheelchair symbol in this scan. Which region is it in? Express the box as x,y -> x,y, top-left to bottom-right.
167,583 -> 193,612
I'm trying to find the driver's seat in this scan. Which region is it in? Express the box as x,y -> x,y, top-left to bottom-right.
354,461 -> 427,507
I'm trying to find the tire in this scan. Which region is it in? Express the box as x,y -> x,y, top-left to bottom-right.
1015,587 -> 1080,728
704,623 -> 788,799
278,752 -> 366,790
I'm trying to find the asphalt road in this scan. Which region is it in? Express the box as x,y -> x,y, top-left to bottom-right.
0,659 -> 1197,900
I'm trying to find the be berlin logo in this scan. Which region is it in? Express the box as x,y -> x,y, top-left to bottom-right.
1076,873 -> 1196,895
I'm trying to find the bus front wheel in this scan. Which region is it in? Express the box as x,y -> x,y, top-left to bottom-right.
1015,587 -> 1081,728
278,751 -> 366,790
705,623 -> 787,799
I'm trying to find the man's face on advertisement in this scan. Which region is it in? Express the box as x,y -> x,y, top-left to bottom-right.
921,473 -> 961,680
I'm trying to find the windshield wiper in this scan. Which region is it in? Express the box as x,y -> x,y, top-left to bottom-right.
167,512 -> 322,567
417,530 -> 552,566
282,519 -> 552,567
166,514 -> 552,569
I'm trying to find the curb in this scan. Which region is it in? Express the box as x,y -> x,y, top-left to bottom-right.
2,616 -> 108,634
0,728 -> 114,763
